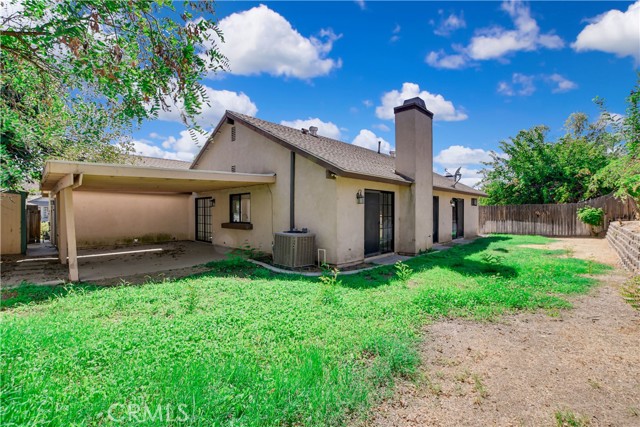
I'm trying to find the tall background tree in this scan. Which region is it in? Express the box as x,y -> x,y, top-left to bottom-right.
1,0 -> 227,191
481,77 -> 639,205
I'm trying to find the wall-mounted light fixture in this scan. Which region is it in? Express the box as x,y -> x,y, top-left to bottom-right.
356,190 -> 365,204
210,199 -> 216,207
450,199 -> 456,208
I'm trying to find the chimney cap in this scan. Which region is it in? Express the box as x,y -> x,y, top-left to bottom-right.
393,97 -> 434,118
309,126 -> 318,136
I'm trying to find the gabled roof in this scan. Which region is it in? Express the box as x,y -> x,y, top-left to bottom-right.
193,111 -> 486,197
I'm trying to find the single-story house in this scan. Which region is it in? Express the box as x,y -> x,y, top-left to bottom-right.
39,97 -> 486,281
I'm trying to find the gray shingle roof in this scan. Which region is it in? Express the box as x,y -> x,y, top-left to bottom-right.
129,155 -> 191,169
225,111 -> 486,197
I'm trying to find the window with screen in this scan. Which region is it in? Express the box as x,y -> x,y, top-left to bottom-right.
230,193 -> 251,223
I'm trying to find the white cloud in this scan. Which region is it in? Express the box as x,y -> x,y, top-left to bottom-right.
155,85 -> 257,127
390,24 -> 401,42
363,99 -> 373,108
352,129 -> 391,153
434,146 -> 491,188
425,50 -> 468,69
572,1 -> 640,63
375,82 -> 468,121
372,123 -> 391,132
497,73 -> 536,96
434,10 -> 466,36
434,145 -> 493,168
212,5 -> 342,79
458,167 -> 483,188
426,1 -> 564,69
133,129 -> 210,162
546,73 -> 578,93
280,118 -> 342,140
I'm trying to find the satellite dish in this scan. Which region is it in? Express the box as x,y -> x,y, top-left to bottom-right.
453,167 -> 462,187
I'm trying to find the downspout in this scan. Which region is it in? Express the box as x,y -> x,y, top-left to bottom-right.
290,151 -> 295,231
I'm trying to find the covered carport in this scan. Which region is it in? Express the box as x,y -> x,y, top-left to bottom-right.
40,160 -> 276,281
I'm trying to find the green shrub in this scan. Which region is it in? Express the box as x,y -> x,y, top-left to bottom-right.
577,206 -> 604,227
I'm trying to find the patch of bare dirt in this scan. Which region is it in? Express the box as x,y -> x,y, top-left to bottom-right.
367,238 -> 640,427
520,237 -> 621,267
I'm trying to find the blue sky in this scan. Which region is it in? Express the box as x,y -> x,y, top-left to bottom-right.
132,1 -> 640,187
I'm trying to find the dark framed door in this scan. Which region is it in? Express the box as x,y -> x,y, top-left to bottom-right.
364,190 -> 394,256
196,197 -> 212,242
452,198 -> 464,239
433,196 -> 439,243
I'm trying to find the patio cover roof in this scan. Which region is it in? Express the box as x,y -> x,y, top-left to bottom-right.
41,160 -> 276,194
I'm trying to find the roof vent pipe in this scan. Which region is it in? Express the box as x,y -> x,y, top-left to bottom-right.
301,128 -> 308,134
389,150 -> 396,158
309,126 -> 318,137
377,140 -> 381,154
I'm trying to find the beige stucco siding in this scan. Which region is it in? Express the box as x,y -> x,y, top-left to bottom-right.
433,190 -> 480,242
1,192 -> 23,254
194,120 -> 339,261
335,178 -> 401,265
72,191 -> 193,247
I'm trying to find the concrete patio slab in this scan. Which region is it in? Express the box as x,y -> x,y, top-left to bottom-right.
1,241 -> 230,287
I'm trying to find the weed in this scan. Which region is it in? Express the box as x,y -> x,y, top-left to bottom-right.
472,373 -> 488,403
454,369 -> 471,382
318,265 -> 341,305
628,406 -> 640,417
587,379 -> 601,390
184,283 -> 199,314
394,261 -> 413,284
555,410 -> 591,426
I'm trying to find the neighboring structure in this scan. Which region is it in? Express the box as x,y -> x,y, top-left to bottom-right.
0,191 -> 27,255
40,98 -> 486,280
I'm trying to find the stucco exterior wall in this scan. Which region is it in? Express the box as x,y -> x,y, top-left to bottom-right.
191,117 -> 482,264
1,192 -> 24,255
335,177 -> 402,265
433,190 -> 480,242
193,120 -> 339,261
72,191 -> 193,247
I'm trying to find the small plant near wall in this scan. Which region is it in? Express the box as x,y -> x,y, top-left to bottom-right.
318,265 -> 341,305
394,261 -> 413,285
577,206 -> 604,236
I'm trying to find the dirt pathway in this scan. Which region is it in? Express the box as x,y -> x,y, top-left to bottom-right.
369,238 -> 640,427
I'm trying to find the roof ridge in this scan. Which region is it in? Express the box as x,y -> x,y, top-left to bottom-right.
228,111 -> 396,159
226,111 -> 486,196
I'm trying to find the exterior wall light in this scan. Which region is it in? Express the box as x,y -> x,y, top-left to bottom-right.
356,190 -> 365,204
450,199 -> 456,208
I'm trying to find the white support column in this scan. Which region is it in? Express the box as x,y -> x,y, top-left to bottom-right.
61,187 -> 79,281
58,191 -> 68,265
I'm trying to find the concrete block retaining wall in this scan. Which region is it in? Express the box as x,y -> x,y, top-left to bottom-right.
606,222 -> 640,274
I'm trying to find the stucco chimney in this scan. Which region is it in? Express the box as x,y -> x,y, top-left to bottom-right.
394,97 -> 434,254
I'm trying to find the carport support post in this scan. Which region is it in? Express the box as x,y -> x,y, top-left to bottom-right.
61,187 -> 79,281
57,191 -> 68,265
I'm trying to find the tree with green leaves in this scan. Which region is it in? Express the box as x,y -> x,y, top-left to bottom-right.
480,77 -> 640,206
1,0 -> 227,191
480,115 -> 616,205
588,76 -> 640,203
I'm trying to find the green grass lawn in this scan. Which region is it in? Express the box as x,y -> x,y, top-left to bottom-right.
0,235 -> 610,426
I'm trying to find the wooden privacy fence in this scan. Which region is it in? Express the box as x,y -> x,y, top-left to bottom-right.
479,195 -> 638,237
